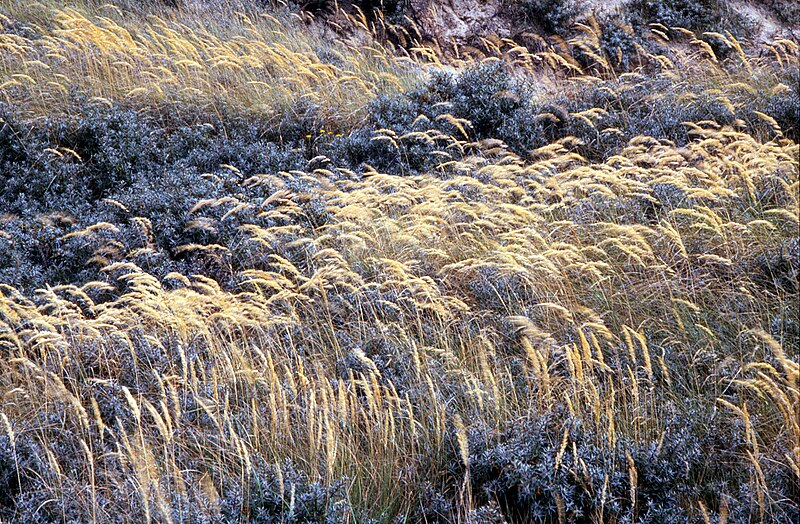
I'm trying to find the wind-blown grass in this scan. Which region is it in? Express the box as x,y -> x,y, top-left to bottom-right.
0,1 -> 798,522
0,0 -> 413,130
1,121 -> 797,522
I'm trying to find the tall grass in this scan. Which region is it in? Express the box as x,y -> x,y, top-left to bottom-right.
2,121 -> 797,521
0,0 -> 413,129
0,0 -> 798,522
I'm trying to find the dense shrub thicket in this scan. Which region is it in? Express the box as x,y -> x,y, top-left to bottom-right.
0,102 -> 310,291
332,57 -> 799,167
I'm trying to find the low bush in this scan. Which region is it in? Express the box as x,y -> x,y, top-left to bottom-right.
0,102 -> 309,291
341,58 -> 798,170
466,405 -> 799,523
504,0 -> 588,35
624,0 -> 740,35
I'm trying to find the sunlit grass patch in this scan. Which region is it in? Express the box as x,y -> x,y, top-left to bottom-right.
0,0 -> 414,129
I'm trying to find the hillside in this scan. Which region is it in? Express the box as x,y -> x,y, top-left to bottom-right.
0,1 -> 798,522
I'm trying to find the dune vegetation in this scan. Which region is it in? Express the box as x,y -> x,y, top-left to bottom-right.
0,0 -> 798,522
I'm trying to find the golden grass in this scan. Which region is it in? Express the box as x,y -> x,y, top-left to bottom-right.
0,0 -> 413,128
0,1 -> 798,521
1,117 -> 797,519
